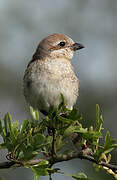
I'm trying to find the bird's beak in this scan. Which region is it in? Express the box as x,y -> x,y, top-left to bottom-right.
71,43 -> 85,51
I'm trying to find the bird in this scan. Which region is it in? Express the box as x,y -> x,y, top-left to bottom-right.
23,33 -> 84,115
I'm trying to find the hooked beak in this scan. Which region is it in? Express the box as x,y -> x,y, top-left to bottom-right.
71,43 -> 85,51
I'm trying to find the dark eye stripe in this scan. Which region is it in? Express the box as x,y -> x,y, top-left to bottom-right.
59,41 -> 66,47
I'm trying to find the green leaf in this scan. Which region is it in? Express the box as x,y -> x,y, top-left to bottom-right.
8,121 -> 19,146
72,172 -> 91,180
75,127 -> 88,134
94,131 -> 117,161
4,112 -> 12,136
10,121 -> 19,142
56,135 -> 65,151
95,104 -> 103,132
23,145 -> 38,160
32,134 -> 45,148
104,131 -> 117,154
96,104 -> 100,122
1,112 -> 18,151
31,160 -> 49,176
30,106 -> 39,121
57,115 -> 73,123
75,126 -> 102,150
0,143 -> 6,149
75,126 -> 102,139
68,108 -> 80,121
36,160 -> 49,166
63,125 -> 76,138
105,131 -> 115,147
47,168 -> 60,174
45,136 -> 53,144
0,119 -> 2,134
0,178 -> 5,180
33,168 -> 48,176
20,119 -> 29,133
34,173 -> 40,180
58,93 -> 66,110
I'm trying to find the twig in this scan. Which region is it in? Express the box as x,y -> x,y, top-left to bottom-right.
52,152 -> 117,174
0,152 -> 117,174
51,127 -> 56,157
0,161 -> 15,169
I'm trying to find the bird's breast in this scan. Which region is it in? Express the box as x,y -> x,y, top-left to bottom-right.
24,58 -> 78,111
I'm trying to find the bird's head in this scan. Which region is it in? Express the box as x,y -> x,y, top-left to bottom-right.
33,33 -> 84,60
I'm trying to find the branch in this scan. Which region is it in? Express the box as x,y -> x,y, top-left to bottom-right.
52,152 -> 117,174
51,127 -> 56,157
0,161 -> 15,169
0,158 -> 46,169
0,151 -> 117,174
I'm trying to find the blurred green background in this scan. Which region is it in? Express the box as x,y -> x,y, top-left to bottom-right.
0,0 -> 117,179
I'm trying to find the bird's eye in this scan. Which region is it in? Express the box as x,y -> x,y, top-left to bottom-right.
59,41 -> 66,47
